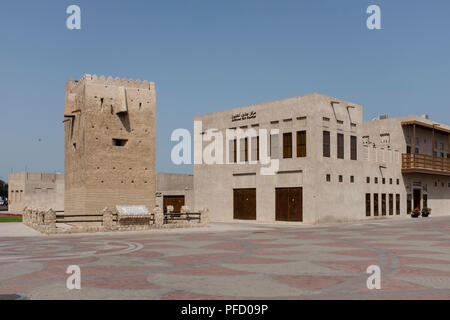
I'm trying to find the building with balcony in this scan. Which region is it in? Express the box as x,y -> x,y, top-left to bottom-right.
193,93 -> 450,224
363,116 -> 450,218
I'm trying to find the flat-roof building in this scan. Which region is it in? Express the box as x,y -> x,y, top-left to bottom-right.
8,172 -> 64,213
156,173 -> 194,213
193,93 -> 450,223
7,171 -> 193,215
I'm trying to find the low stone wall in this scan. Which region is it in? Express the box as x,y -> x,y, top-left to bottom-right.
22,206 -> 209,235
23,207 -> 57,234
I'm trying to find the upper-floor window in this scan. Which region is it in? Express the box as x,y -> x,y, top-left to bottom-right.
350,135 -> 357,160
380,133 -> 390,144
283,132 -> 292,159
229,139 -> 237,163
239,138 -> 248,162
112,138 -> 128,147
323,131 -> 331,158
251,136 -> 259,162
297,131 -> 306,158
362,136 -> 370,145
270,134 -> 279,159
337,133 -> 344,159
297,116 -> 307,126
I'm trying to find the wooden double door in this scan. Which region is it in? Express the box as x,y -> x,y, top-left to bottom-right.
163,195 -> 185,213
275,187 -> 303,222
233,188 -> 256,220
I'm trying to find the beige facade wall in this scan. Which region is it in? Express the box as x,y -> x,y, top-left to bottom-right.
194,93 -> 450,224
156,173 -> 195,210
64,75 -> 156,215
8,172 -> 195,215
8,172 -> 64,213
362,116 -> 450,217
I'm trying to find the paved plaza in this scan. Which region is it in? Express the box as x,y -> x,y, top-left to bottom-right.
0,217 -> 450,300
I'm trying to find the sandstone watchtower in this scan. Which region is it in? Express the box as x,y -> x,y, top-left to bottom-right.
63,74 -> 156,215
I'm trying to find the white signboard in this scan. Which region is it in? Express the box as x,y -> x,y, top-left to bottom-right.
116,205 -> 149,215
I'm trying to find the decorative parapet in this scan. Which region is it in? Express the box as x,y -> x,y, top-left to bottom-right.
44,209 -> 56,232
180,205 -> 190,220
22,205 -> 209,234
38,211 -> 45,225
102,207 -> 114,231
199,208 -> 210,225
153,206 -> 164,227
23,207 -> 31,226
32,209 -> 39,225
71,74 -> 155,91
181,206 -> 190,213
21,208 -> 57,234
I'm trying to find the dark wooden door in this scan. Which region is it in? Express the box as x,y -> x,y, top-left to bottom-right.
275,188 -> 289,221
413,189 -> 421,210
288,188 -> 302,221
233,189 -> 256,220
276,187 -> 303,222
163,195 -> 185,213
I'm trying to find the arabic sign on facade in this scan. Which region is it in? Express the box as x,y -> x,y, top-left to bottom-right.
231,111 -> 256,122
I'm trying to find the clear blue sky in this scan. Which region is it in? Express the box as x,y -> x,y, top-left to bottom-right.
1,0 -> 449,182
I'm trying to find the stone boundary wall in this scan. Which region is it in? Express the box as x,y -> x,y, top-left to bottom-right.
22,206 -> 209,235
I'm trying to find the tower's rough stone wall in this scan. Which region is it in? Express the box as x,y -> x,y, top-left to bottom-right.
64,74 -> 156,215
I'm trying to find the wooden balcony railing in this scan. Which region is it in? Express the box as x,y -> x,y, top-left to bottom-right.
402,153 -> 450,175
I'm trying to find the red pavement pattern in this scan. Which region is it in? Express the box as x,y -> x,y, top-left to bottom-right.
0,217 -> 449,299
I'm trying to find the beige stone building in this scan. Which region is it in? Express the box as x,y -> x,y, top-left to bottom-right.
8,172 -> 64,213
63,74 -> 156,215
8,171 -> 194,215
194,93 -> 450,223
156,173 -> 194,213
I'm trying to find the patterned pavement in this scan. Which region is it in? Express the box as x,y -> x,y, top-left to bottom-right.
0,217 -> 449,300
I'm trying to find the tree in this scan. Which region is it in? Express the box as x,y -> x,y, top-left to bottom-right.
0,179 -> 8,200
